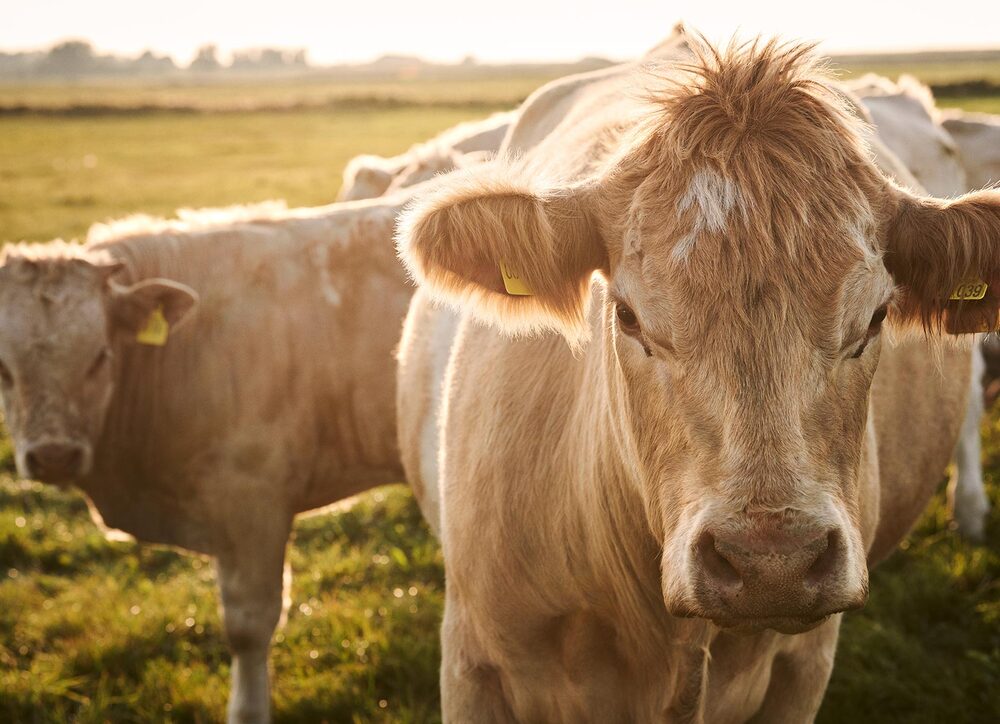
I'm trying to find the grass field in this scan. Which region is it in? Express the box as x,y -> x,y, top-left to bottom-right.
0,75 -> 998,723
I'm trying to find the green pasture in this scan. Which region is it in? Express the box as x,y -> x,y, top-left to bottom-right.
0,78 -> 997,722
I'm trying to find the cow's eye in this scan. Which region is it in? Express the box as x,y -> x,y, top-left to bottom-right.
850,305 -> 888,359
87,348 -> 111,378
615,302 -> 653,357
615,302 -> 641,335
0,359 -> 11,386
869,305 -> 888,331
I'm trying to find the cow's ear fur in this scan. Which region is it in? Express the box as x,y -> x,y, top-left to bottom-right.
109,278 -> 199,339
883,188 -> 1000,333
396,164 -> 606,344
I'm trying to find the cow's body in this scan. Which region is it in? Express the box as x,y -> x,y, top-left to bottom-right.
397,36 -> 994,721
337,111 -> 515,201
846,74 -> 967,197
81,201 -> 409,549
0,197 -> 413,723
942,110 -> 1000,190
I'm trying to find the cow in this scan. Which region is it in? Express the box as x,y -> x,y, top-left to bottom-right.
396,37 -> 1000,721
848,75 -> 995,540
942,109 -> 1000,190
846,74 -> 967,197
937,108 -> 1000,539
0,196 -> 414,724
337,111 -> 515,201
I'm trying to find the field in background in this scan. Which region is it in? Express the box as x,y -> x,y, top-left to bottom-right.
0,68 -> 998,722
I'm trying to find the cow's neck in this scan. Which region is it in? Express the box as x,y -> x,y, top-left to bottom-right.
544,303 -> 706,667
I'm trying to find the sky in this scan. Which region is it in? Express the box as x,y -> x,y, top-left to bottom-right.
3,0 -> 1000,64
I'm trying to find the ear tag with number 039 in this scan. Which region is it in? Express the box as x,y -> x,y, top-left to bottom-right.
949,279 -> 988,301
500,261 -> 533,296
136,305 -> 169,346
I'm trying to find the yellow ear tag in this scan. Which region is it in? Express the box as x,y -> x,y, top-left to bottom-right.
136,305 -> 169,346
500,261 -> 533,296
950,279 -> 988,301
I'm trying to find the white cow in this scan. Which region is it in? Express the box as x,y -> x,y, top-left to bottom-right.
942,109 -> 1000,190
849,75 -> 993,540
337,111 -> 516,201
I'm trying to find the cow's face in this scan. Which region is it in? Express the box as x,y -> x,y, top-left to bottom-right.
0,252 -> 196,483
604,160 -> 891,633
398,42 -> 1000,633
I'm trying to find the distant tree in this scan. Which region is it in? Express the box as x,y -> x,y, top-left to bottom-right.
0,51 -> 43,79
133,50 -> 176,75
229,47 -> 309,72
40,40 -> 97,75
190,45 -> 221,72
259,48 -> 285,68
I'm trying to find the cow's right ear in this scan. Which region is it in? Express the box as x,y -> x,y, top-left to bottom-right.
396,163 -> 606,344
109,278 -> 199,343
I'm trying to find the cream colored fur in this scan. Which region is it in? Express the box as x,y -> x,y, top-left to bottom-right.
0,195 -> 414,724
397,34 -> 995,721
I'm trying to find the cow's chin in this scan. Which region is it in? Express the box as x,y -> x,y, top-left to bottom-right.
710,614 -> 831,635
667,604 -> 832,635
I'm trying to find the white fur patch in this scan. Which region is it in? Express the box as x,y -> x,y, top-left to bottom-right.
673,169 -> 743,260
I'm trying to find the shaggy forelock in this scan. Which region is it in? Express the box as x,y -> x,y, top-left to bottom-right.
607,37 -> 884,283
647,37 -> 868,164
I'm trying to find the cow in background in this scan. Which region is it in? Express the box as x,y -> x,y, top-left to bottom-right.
337,111 -> 515,201
849,74 -> 996,540
0,196 -> 412,723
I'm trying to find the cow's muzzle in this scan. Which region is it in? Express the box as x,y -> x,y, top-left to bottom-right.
680,512 -> 868,630
22,440 -> 90,482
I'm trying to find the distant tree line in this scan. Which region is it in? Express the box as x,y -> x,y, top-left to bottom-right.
0,41 -> 309,79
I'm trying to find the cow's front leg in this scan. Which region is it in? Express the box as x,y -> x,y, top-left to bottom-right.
746,616 -> 841,724
949,344 -> 990,541
214,513 -> 292,724
440,596 -> 517,723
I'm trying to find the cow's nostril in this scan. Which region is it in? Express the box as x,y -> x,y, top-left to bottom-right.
25,444 -> 85,480
64,448 -> 83,470
806,529 -> 840,585
696,531 -> 742,588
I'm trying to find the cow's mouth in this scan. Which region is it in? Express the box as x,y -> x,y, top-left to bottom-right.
709,614 -> 832,635
667,602 -> 847,635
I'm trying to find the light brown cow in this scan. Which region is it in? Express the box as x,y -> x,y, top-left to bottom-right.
397,39 -> 998,721
0,196 -> 412,723
337,111 -> 516,201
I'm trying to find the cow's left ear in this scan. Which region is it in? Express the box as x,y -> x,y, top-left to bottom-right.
109,278 -> 199,341
883,187 -> 1000,333
397,161 -> 606,345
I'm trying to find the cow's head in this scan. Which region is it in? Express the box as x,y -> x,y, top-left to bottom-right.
398,41 -> 1000,633
0,245 -> 197,482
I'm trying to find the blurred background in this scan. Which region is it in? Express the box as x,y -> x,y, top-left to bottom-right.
0,1 -> 998,721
